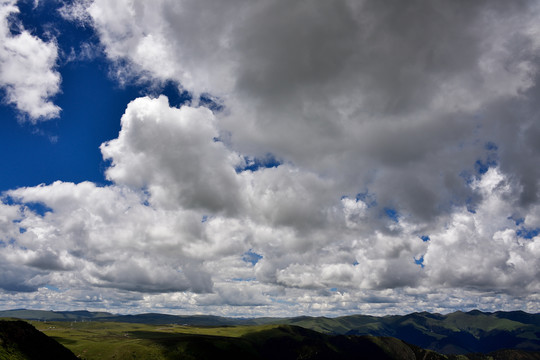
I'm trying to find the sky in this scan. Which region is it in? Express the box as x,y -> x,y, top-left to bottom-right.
0,0 -> 539,317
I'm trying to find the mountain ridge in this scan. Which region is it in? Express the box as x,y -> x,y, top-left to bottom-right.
2,318 -> 540,360
2,309 -> 539,355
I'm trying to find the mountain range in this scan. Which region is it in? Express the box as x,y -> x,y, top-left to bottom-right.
2,318 -> 540,360
1,309 -> 539,355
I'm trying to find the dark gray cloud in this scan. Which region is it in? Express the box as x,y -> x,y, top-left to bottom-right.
0,263 -> 45,292
0,0 -> 539,316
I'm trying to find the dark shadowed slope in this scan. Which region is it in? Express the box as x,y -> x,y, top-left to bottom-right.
0,320 -> 77,360
283,310 -> 540,354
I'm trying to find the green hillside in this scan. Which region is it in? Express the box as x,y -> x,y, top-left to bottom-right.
0,320 -> 77,360
32,320 -> 540,360
279,310 -> 540,354
2,319 -> 540,360
2,309 -> 539,355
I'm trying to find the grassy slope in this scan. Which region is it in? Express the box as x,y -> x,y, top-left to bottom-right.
3,309 -> 540,356
34,321 -> 279,360
31,320 -> 540,360
35,321 -> 425,360
0,320 -> 78,360
281,311 -> 540,354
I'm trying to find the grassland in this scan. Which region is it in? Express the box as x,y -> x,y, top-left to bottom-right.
2,309 -> 540,359
27,320 -> 448,360
3,319 -> 540,360
32,321 -> 282,359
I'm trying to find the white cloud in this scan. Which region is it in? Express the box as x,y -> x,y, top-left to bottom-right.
58,0 -> 93,26
2,94 -> 539,314
3,182 -> 215,294
424,168 -> 540,294
101,96 -> 245,214
81,0 -> 540,225
1,0 -> 540,315
0,0 -> 61,121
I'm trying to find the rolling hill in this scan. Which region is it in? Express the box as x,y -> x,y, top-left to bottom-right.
281,310 -> 540,354
2,309 -> 539,355
2,319 -> 540,360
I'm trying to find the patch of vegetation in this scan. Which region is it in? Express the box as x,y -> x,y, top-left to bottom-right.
0,320 -> 77,360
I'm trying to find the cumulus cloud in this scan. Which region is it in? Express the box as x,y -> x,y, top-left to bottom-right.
3,180 -> 215,294
100,96 -> 245,214
425,168 -> 540,294
0,0 -> 61,121
83,0 -> 540,224
1,0 -> 540,315
1,93 -> 539,315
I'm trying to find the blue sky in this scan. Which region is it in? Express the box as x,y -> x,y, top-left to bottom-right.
0,59 -> 123,189
0,0 -> 191,190
0,0 -> 539,317
1,1 -> 119,189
